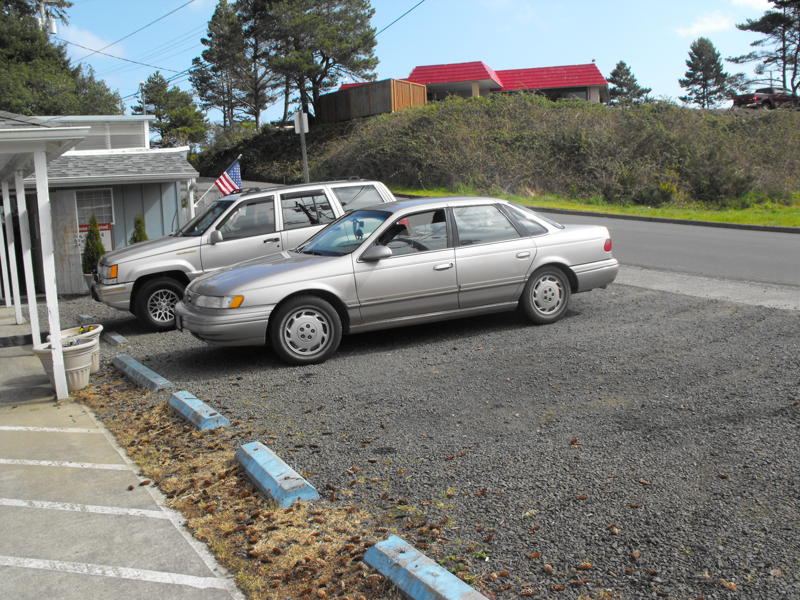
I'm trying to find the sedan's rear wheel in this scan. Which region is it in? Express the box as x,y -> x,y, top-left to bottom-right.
521,267 -> 571,324
269,296 -> 342,365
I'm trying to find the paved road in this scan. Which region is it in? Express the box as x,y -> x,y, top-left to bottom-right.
544,212 -> 800,286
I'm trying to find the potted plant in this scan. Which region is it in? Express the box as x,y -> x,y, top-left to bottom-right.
81,215 -> 106,290
129,215 -> 148,244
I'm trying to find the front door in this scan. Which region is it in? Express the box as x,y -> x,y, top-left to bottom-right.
353,208 -> 458,325
201,196 -> 280,272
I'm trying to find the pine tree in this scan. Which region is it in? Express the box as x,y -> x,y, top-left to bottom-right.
189,0 -> 246,129
607,61 -> 652,105
129,216 -> 148,245
133,73 -> 208,146
728,0 -> 800,94
81,215 -> 105,274
679,37 -> 734,108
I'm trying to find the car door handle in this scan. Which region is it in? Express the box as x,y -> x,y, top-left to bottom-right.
434,262 -> 454,271
516,251 -> 531,258
264,237 -> 279,243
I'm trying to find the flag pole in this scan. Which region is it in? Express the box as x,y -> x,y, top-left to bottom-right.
193,153 -> 243,208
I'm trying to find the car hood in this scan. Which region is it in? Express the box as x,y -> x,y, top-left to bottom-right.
189,250 -> 347,296
101,235 -> 200,265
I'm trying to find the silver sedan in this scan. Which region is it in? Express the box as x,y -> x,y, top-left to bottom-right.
174,197 -> 618,364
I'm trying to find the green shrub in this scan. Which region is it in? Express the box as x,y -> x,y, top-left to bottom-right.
81,215 -> 105,274
129,215 -> 148,244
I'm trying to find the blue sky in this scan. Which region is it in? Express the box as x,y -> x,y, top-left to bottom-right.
58,0 -> 775,121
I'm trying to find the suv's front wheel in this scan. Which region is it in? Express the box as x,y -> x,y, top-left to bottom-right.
134,277 -> 185,331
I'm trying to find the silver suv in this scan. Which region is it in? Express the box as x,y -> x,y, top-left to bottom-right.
92,180 -> 396,330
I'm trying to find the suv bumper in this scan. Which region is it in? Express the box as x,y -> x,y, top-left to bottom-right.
174,301 -> 272,346
93,281 -> 134,311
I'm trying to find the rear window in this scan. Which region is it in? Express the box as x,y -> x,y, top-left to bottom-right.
332,185 -> 385,212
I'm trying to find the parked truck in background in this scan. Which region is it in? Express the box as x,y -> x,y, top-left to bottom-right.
732,87 -> 799,109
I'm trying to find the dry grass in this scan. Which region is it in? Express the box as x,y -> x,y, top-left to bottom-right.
73,372 -> 413,600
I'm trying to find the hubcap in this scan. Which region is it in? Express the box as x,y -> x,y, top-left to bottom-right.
532,275 -> 564,314
148,289 -> 179,323
282,308 -> 330,356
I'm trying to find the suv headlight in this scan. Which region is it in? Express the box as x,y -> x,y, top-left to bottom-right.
194,294 -> 244,309
99,263 -> 118,282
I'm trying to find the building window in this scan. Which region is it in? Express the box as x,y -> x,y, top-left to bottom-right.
76,188 -> 114,226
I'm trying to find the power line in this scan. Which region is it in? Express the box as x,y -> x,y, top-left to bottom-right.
75,0 -> 197,62
376,0 -> 427,36
120,68 -> 193,101
56,37 -> 180,73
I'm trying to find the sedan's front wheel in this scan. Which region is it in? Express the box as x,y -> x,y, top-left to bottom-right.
269,296 -> 342,365
521,267 -> 571,324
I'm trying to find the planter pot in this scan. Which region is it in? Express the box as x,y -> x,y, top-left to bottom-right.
33,337 -> 98,393
83,273 -> 95,291
48,324 -> 103,373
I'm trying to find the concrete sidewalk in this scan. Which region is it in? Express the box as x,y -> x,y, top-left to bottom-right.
0,307 -> 243,600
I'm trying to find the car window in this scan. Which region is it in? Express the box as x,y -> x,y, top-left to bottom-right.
503,203 -> 549,236
377,209 -> 448,256
281,190 -> 336,230
332,185 -> 385,212
299,210 -> 390,256
217,197 -> 275,240
452,205 -> 520,245
177,200 -> 234,237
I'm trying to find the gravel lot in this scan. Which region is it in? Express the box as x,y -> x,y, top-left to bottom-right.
55,283 -> 799,599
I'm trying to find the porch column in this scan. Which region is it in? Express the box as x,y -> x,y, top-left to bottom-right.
471,82 -> 480,97
15,170 -> 41,345
188,179 -> 195,220
0,187 -> 11,306
1,180 -> 23,323
33,150 -> 68,399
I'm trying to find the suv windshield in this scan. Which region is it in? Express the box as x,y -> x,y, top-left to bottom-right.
175,200 -> 234,237
297,210 -> 390,256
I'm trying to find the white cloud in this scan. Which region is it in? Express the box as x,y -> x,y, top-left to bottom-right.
60,24 -> 123,58
730,0 -> 770,10
677,11 -> 735,37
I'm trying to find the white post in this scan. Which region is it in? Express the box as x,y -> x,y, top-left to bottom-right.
2,180 -> 24,323
188,179 -> 195,220
33,150 -> 68,399
15,171 -> 41,345
0,186 -> 11,307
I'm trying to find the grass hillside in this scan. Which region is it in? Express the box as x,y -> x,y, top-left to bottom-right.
198,94 -> 800,213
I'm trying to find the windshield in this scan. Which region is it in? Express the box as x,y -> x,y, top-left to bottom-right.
297,209 -> 390,256
175,200 -> 234,237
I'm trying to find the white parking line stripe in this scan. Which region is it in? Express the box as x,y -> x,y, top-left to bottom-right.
0,426 -> 101,433
0,498 -> 169,519
0,555 -> 230,590
0,458 -> 129,471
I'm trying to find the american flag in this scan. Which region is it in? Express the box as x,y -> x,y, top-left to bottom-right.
214,160 -> 242,196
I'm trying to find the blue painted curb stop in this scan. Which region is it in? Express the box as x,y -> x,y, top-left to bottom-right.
169,391 -> 230,431
112,354 -> 174,392
103,331 -> 128,347
235,441 -> 319,508
364,536 -> 490,600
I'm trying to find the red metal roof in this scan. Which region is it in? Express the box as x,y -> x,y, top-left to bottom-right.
339,82 -> 367,90
406,61 -> 503,87
495,64 -> 607,91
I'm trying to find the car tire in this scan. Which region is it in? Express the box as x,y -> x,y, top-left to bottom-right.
134,277 -> 185,331
521,266 -> 571,324
269,295 -> 342,365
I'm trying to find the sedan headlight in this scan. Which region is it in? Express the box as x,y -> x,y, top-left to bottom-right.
193,294 -> 244,309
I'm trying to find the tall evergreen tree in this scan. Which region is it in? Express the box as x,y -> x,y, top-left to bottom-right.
679,37 -> 734,108
133,73 -> 208,146
0,0 -> 121,115
265,0 -> 378,117
189,0 -> 246,129
235,0 -> 280,128
607,61 -> 651,104
728,0 -> 800,94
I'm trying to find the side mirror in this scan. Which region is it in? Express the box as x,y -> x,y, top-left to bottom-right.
209,230 -> 223,245
360,245 -> 392,262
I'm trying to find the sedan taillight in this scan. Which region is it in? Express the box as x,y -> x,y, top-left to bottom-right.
604,238 -> 612,252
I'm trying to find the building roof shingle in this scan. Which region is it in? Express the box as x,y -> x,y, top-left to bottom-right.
495,63 -> 607,91
42,148 -> 198,184
406,61 -> 503,87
